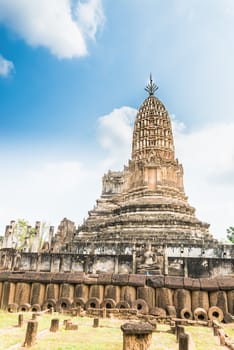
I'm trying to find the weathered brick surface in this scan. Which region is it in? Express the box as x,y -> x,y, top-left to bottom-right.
200,278 -> 219,291
217,277 -> 234,291
128,275 -> 146,287
165,276 -> 184,289
146,275 -> 164,288
183,278 -> 200,291
98,274 -> 113,285
112,274 -> 129,286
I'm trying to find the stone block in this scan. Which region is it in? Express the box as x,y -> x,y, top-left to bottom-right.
65,322 -> 78,331
146,275 -> 164,288
149,307 -> 166,317
128,274 -> 146,287
98,274 -> 113,285
84,275 -> 98,285
165,276 -> 183,289
121,322 -> 154,350
217,277 -> 234,291
50,318 -> 59,332
183,278 -> 200,291
112,274 -> 129,286
200,278 -> 219,291
66,272 -> 84,284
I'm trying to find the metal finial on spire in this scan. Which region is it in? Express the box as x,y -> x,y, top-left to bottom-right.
144,73 -> 158,96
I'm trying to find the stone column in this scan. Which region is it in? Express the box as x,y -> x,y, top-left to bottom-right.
132,243 -> 137,274
179,332 -> 190,350
163,245 -> 168,275
36,254 -> 41,272
121,322 -> 154,350
93,318 -> 99,328
183,258 -> 188,277
50,318 -> 59,332
114,255 -> 119,273
18,313 -> 23,327
24,320 -> 38,347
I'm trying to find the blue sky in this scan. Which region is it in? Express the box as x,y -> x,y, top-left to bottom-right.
0,0 -> 234,240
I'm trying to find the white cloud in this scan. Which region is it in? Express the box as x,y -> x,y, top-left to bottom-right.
0,54 -> 14,77
0,159 -> 103,233
77,0 -> 105,40
0,0 -> 105,58
172,119 -> 234,238
97,106 -> 137,169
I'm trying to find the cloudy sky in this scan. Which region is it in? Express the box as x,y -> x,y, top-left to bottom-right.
0,0 -> 234,240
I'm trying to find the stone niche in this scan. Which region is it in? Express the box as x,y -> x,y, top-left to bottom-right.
118,256 -> 133,274
40,255 -> 51,272
93,256 -> 115,273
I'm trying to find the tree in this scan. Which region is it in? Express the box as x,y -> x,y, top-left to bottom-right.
12,219 -> 35,250
226,226 -> 234,243
12,219 -> 49,251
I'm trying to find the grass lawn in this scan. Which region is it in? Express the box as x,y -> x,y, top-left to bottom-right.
0,311 -> 233,350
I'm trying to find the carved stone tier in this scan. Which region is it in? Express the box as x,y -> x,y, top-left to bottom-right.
75,81 -> 215,246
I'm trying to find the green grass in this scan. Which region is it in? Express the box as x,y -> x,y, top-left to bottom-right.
0,311 -> 233,350
185,325 -> 227,350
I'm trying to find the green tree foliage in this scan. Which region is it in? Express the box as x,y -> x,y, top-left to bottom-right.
12,219 -> 49,251
226,226 -> 234,243
12,219 -> 35,250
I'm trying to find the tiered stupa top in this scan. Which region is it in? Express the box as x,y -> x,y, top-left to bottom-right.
132,76 -> 175,162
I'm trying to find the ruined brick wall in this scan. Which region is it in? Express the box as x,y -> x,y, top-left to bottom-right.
0,272 -> 233,318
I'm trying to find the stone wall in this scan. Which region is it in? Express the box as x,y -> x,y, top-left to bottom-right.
0,272 -> 233,318
0,242 -> 233,277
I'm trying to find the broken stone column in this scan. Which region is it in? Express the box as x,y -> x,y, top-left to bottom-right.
89,285 -> 104,301
15,282 -> 31,306
1,282 -> 16,309
179,332 -> 190,350
121,286 -> 137,305
176,325 -> 185,343
30,283 -> 45,306
75,284 -> 89,302
121,322 -> 154,350
24,320 -> 38,347
191,291 -> 209,312
60,283 -> 74,299
50,318 -> 59,332
209,291 -> 228,315
104,285 -> 121,303
227,290 -> 234,315
156,287 -> 173,309
137,286 -> 155,308
18,313 -> 23,327
45,283 -> 59,300
93,318 -> 99,328
174,289 -> 191,317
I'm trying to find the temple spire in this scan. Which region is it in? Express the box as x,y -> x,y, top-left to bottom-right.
144,73 -> 158,96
